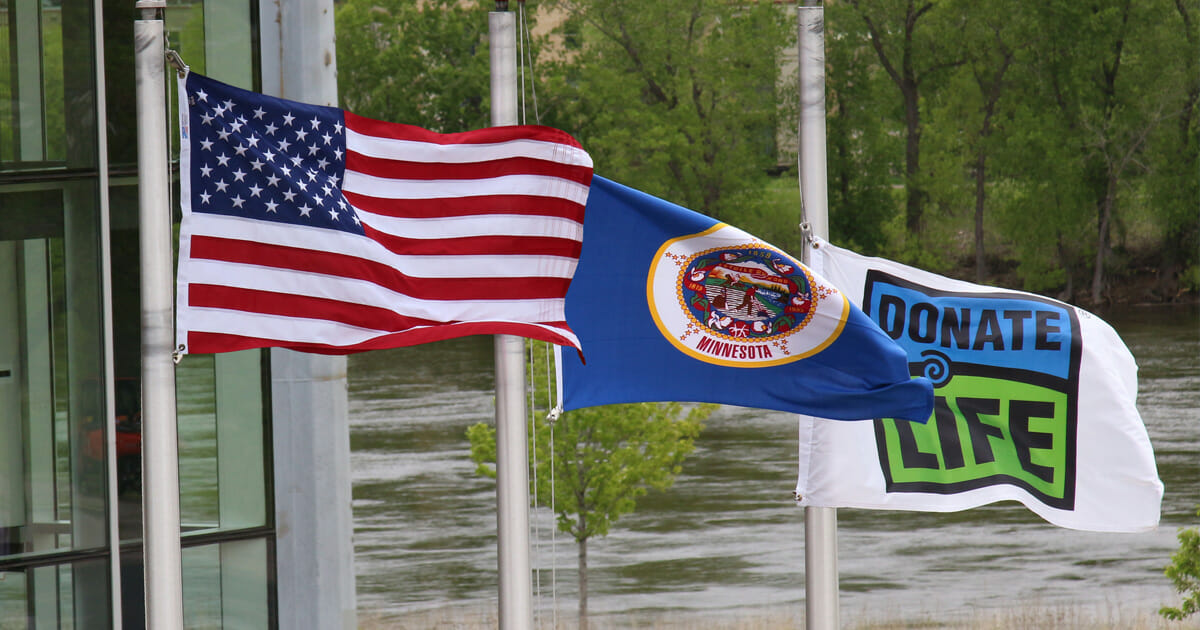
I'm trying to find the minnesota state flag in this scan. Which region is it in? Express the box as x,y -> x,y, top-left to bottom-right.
559,176 -> 934,422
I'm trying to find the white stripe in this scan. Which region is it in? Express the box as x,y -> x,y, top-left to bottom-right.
186,213 -> 580,279
182,307 -> 579,349
342,171 -> 591,206
355,209 -> 582,241
184,258 -> 569,323
346,129 -> 593,168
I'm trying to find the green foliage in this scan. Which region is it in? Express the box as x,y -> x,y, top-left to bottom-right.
335,0 -> 496,131
538,0 -> 793,221
1160,508 -> 1200,620
467,341 -> 713,544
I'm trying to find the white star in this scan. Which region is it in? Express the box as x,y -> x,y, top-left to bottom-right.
277,138 -> 292,152
229,117 -> 245,133
200,138 -> 214,151
233,143 -> 248,156
196,89 -> 209,102
310,116 -> 322,130
213,103 -> 227,118
200,112 -> 214,125
295,180 -> 308,192
333,120 -> 343,134
299,204 -> 312,217
333,147 -> 344,160
322,132 -> 333,145
282,190 -> 297,202
282,112 -> 295,126
199,191 -> 212,204
216,153 -> 231,166
214,180 -> 229,193
328,208 -> 339,220
307,143 -> 320,156
216,128 -> 231,141
232,168 -> 247,182
329,173 -> 340,186
265,199 -> 279,213
264,122 -> 278,136
317,157 -> 330,169
266,174 -> 281,187
295,128 -> 308,142
222,99 -> 235,112
199,164 -> 213,178
290,155 -> 304,167
246,135 -> 260,148
263,148 -> 276,162
231,195 -> 245,208
351,213 -> 360,226
253,107 -> 267,120
338,198 -> 347,210
250,158 -> 265,171
248,184 -> 263,197
306,169 -> 318,182
280,164 -> 292,178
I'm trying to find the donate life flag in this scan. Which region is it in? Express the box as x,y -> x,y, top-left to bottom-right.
557,177 -> 934,422
175,72 -> 592,355
795,238 -> 1162,532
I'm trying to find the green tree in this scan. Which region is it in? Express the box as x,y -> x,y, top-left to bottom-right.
824,4 -> 903,256
1160,508 -> 1200,621
335,0 -> 501,131
841,0 -> 961,237
466,343 -> 713,630
538,0 -> 793,221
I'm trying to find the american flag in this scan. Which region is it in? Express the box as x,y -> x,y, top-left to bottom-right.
175,72 -> 592,355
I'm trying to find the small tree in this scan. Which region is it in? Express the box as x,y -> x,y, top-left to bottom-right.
1160,508 -> 1200,621
467,343 -> 713,630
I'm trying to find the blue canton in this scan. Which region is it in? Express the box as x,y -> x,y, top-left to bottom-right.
185,74 -> 364,235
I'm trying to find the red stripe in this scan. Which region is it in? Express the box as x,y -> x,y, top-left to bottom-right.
186,321 -> 578,355
347,151 -> 593,186
361,224 -> 582,259
345,111 -> 585,148
343,192 -> 585,223
189,236 -> 572,300
189,284 -> 441,331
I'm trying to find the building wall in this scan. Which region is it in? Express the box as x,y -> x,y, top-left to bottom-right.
0,0 -> 275,627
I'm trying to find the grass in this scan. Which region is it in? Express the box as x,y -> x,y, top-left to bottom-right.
358,602 -> 1196,629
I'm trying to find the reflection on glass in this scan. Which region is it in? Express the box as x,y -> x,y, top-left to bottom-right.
179,355 -> 220,528
182,538 -> 270,629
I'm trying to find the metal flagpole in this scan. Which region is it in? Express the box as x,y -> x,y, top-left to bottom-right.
489,5 -> 535,629
134,1 -> 185,628
797,2 -> 839,629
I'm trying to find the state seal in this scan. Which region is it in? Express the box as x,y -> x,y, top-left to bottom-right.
646,224 -> 849,367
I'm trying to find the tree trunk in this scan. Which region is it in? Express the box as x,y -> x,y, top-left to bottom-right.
1090,176 -> 1118,304
974,151 -> 987,284
578,536 -> 589,630
904,85 -> 924,234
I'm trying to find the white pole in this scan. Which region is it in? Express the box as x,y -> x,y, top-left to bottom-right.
134,2 -> 184,628
490,8 -> 534,630
797,3 -> 839,630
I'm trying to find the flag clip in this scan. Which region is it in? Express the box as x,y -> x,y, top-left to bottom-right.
546,407 -> 561,425
165,49 -> 188,79
799,221 -> 818,248
172,344 -> 185,365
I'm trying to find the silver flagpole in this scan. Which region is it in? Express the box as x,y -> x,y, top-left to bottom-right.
489,5 -> 535,630
134,1 -> 185,628
797,2 -> 839,630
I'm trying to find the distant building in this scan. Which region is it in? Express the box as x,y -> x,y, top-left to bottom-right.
0,1 -> 352,628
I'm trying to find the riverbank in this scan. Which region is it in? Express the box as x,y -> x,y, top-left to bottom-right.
358,601 -> 1193,629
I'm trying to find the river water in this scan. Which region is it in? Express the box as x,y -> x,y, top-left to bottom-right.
347,303 -> 1199,625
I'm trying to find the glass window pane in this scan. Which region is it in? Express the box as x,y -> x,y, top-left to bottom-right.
0,182 -> 110,560
182,538 -> 271,629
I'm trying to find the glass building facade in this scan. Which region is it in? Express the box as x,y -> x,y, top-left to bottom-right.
1,0 -> 276,627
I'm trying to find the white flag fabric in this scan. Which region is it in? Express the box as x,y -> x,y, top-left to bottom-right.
796,237 -> 1162,532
